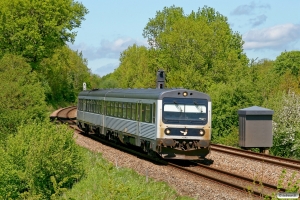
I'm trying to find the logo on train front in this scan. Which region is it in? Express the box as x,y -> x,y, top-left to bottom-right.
180,129 -> 188,135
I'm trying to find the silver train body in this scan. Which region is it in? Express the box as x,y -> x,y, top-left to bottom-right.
77,88 -> 212,160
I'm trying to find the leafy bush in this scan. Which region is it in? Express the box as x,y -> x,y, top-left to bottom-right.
0,121 -> 84,199
268,91 -> 300,159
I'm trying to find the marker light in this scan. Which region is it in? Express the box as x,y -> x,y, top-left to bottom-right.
199,129 -> 205,136
165,128 -> 171,135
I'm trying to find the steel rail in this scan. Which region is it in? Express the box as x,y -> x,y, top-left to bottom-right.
168,162 -> 272,198
211,144 -> 300,170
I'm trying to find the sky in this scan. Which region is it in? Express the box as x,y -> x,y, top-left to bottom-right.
69,0 -> 300,77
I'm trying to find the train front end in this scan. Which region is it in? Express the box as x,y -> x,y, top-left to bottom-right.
156,90 -> 211,160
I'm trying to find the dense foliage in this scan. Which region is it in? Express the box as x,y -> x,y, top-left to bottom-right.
0,121 -> 84,199
0,54 -> 47,139
39,46 -> 92,103
0,0 -> 88,66
113,6 -> 248,93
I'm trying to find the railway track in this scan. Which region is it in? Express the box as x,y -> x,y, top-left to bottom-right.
50,107 -> 292,199
211,144 -> 300,171
168,161 -> 283,198
50,106 -> 77,124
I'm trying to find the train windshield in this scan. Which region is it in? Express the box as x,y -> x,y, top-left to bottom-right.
162,98 -> 208,124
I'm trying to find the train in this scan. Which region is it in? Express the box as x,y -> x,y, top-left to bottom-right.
76,87 -> 212,160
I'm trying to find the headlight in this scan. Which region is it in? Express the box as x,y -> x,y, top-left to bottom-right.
183,91 -> 188,97
199,129 -> 205,136
164,128 -> 171,135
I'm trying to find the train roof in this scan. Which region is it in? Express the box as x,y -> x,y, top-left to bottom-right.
78,88 -> 211,101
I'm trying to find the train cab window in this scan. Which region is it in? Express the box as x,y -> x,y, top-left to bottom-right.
127,103 -> 131,119
132,103 -> 136,120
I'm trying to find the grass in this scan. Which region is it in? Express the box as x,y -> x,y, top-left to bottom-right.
60,148 -> 193,200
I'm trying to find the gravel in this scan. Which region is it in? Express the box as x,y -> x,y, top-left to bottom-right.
74,133 -> 257,200
207,151 -> 300,189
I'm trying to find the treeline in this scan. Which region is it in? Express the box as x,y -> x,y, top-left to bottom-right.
99,6 -> 300,159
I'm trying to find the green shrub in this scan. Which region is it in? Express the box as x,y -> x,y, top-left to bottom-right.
0,121 -> 84,199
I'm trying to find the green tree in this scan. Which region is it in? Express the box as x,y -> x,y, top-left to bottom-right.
142,6 -> 248,92
113,44 -> 157,88
273,51 -> 300,94
98,73 -> 119,89
39,46 -> 92,103
209,78 -> 260,139
0,0 -> 88,67
274,51 -> 300,77
0,54 -> 47,139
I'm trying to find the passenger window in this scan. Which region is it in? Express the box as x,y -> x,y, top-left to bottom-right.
122,102 -> 126,118
127,103 -> 131,119
114,102 -> 118,117
86,99 -> 90,112
118,102 -> 122,117
141,104 -> 146,122
106,101 -> 109,116
132,103 -> 136,120
99,100 -> 103,114
145,104 -> 151,122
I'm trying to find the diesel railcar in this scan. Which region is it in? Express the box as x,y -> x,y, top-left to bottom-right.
77,88 -> 211,160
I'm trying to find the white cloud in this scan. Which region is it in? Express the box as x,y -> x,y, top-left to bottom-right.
69,37 -> 148,61
243,23 -> 300,50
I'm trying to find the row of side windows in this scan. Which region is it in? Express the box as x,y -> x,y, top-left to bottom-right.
78,99 -> 156,123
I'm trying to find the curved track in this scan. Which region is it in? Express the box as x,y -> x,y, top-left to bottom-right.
50,107 -> 292,199
211,144 -> 300,170
51,106 -> 77,124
